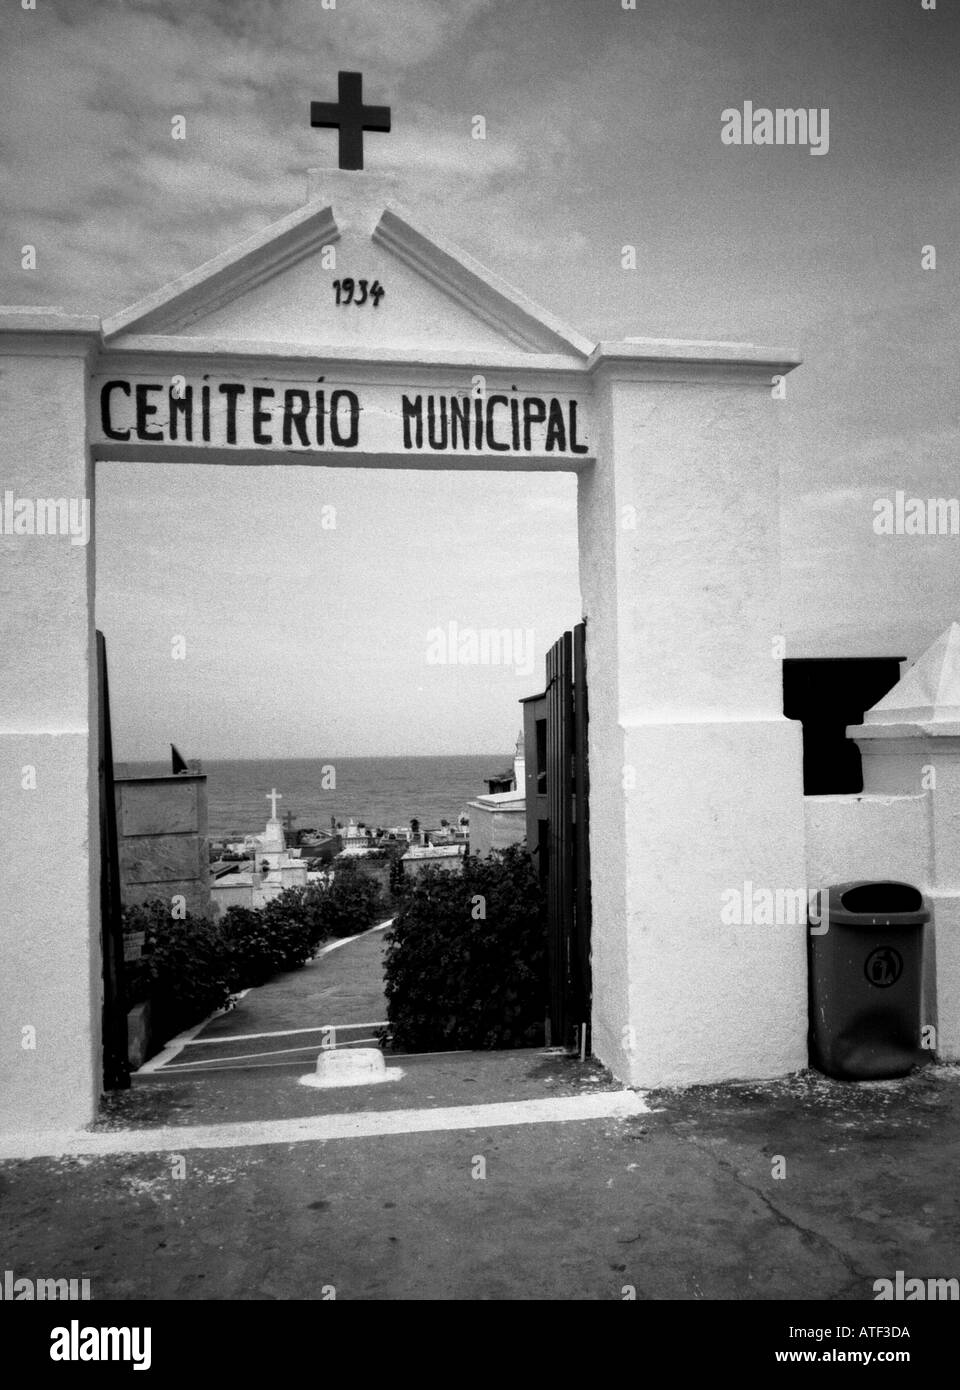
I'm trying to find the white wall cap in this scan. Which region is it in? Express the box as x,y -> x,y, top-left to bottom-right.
851,722 -> 960,742
862,622 -> 960,725
589,338 -> 801,372
0,307 -> 101,336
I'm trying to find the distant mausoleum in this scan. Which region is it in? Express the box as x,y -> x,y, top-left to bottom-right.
469,733 -> 527,859
401,841 -> 467,878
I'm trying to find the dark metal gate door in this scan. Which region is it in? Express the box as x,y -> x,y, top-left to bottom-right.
97,631 -> 129,1090
545,622 -> 592,1051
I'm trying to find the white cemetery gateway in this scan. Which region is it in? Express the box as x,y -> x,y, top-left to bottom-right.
0,147 -> 814,1134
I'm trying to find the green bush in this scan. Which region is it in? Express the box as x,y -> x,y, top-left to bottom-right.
382,844 -> 547,1052
291,883 -> 334,948
121,899 -> 233,1039
219,889 -> 318,990
121,867 -> 386,1046
310,859 -> 384,938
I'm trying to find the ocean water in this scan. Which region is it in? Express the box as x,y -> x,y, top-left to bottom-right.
118,755 -> 511,840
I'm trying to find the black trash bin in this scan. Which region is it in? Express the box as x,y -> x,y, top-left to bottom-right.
808,881 -> 929,1080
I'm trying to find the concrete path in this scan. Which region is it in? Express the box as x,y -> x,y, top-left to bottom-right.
146,923 -> 393,1073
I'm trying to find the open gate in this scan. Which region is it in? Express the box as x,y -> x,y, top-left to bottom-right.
523,622 -> 592,1052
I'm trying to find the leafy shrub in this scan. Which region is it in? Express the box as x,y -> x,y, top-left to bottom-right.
219,889 -> 317,990
121,899 -> 232,1039
310,859 -> 384,938
262,888 -> 323,962
121,866 -> 385,1047
291,883 -> 334,948
382,844 -> 547,1052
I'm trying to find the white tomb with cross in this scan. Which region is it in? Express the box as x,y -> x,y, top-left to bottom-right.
259,787 -> 287,859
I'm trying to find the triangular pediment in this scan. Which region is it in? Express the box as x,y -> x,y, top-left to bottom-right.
102,173 -> 593,360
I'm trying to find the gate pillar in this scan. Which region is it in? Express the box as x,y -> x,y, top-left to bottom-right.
579,343 -> 808,1087
0,312 -> 102,1133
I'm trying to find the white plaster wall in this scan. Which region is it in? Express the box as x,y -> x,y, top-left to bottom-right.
583,363 -> 807,1088
209,882 -> 252,919
929,893 -> 960,1059
279,864 -> 308,888
855,737 -> 960,1060
609,375 -> 786,721
925,757 -> 960,895
859,742 -> 929,796
184,229 -> 517,353
577,413 -> 631,1077
468,802 -> 526,860
803,794 -> 931,889
925,756 -> 960,1057
0,356 -> 93,724
0,349 -> 100,1133
623,718 -> 807,1086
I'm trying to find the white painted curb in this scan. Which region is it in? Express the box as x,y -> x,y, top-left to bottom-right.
0,1091 -> 652,1160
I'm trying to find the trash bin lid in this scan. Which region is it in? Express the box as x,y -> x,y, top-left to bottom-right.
828,880 -> 930,927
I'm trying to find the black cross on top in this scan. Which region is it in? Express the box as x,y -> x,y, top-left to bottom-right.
310,71 -> 391,171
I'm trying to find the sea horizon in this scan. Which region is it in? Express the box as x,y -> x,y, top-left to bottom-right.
116,753 -> 516,840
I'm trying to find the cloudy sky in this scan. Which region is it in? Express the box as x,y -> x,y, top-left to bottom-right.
2,0 -> 958,757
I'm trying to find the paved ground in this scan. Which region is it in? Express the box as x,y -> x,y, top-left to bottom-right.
2,930 -> 959,1301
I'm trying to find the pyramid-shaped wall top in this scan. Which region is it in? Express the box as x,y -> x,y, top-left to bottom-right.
862,623 -> 960,724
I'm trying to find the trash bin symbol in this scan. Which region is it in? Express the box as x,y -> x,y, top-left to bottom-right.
864,946 -> 903,989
